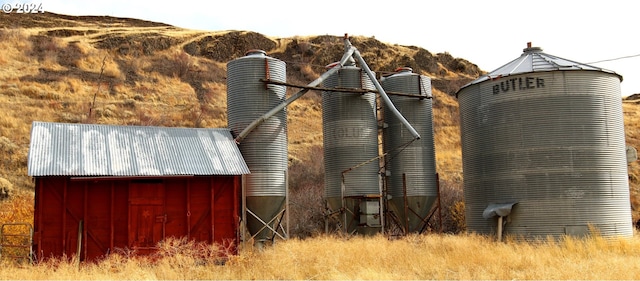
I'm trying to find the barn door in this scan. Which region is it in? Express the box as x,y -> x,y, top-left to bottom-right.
129,181 -> 166,251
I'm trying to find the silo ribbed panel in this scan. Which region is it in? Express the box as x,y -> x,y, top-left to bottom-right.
322,65 -> 379,199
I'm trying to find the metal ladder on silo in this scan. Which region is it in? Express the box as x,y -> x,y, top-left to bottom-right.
0,223 -> 34,264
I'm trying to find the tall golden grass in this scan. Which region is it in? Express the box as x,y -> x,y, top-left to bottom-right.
1,233 -> 639,280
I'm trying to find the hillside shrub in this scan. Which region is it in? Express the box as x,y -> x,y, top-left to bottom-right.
0,177 -> 13,200
439,179 -> 466,233
288,145 -> 325,238
172,51 -> 192,78
28,35 -> 62,62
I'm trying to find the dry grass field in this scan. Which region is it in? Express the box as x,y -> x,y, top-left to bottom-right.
1,233 -> 640,280
0,12 -> 639,279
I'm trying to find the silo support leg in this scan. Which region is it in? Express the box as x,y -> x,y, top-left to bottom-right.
497,216 -> 504,242
271,209 -> 287,241
246,208 -> 287,240
323,206 -> 344,234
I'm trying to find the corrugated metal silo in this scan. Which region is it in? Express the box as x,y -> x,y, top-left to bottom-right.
381,67 -> 437,233
456,44 -> 632,239
322,61 -> 380,235
227,50 -> 288,243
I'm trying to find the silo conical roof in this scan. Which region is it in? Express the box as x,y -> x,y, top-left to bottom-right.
458,43 -> 623,93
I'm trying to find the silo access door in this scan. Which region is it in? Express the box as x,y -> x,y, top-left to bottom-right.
129,181 -> 166,253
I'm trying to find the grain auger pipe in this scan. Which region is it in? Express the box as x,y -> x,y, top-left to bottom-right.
345,36 -> 421,140
234,46 -> 357,143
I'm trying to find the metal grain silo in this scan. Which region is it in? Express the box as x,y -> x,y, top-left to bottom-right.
227,50 -> 287,243
322,60 -> 380,235
381,67 -> 437,233
456,44 -> 632,239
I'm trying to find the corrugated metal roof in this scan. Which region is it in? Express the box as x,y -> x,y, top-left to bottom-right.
28,121 -> 250,177
459,44 -> 623,91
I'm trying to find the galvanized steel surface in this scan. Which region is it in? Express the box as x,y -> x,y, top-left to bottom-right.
380,69 -> 438,232
381,68 -> 437,198
227,50 -> 287,197
27,121 -> 250,176
381,69 -> 437,232
322,65 -> 379,199
458,69 -> 632,238
460,46 -> 622,90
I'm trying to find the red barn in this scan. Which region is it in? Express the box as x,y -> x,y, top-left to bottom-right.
27,121 -> 250,261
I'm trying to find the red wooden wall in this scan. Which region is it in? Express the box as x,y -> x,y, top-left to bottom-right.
33,176 -> 240,261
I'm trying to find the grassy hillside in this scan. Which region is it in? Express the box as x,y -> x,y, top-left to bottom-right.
0,12 -> 638,238
0,12 -> 477,176
624,99 -> 640,223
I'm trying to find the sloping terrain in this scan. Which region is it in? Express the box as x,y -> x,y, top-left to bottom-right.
0,12 -> 638,232
0,12 -> 478,183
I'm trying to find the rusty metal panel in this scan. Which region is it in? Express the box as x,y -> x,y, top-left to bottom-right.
27,122 -> 250,177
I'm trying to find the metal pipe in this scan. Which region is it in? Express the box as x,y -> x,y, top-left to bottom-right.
285,169 -> 289,239
436,173 -> 442,233
263,79 -> 430,98
379,173 -> 384,234
403,173 -> 409,234
246,208 -> 287,240
270,209 -> 286,242
497,216 -> 504,242
324,202 -> 329,234
341,174 -> 347,234
348,43 -> 421,140
234,47 -> 357,143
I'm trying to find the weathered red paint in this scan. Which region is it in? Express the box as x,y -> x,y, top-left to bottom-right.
33,176 -> 240,261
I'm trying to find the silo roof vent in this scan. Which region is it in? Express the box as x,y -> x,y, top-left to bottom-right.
457,42 -> 622,92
